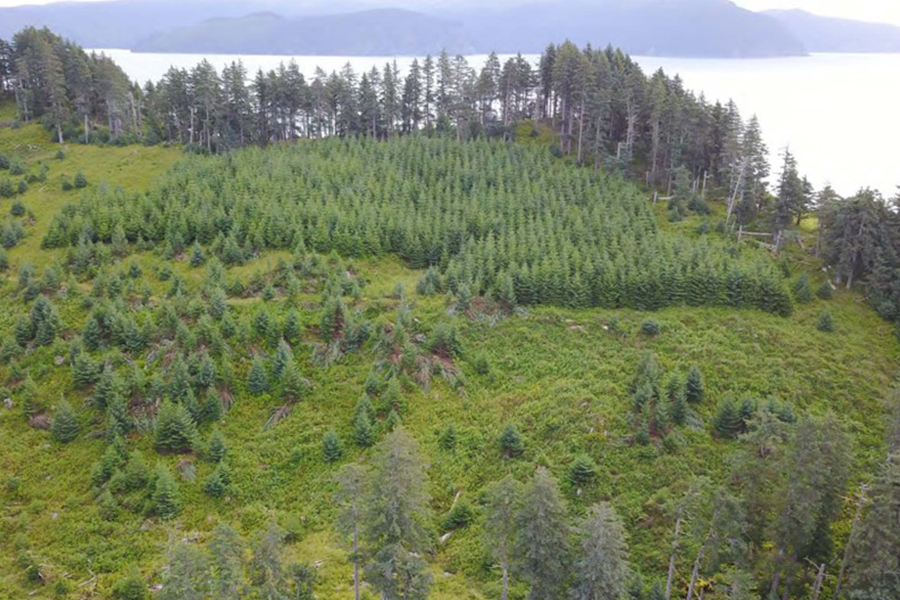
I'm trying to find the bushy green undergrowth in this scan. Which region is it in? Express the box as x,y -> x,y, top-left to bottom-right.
0,113 -> 896,599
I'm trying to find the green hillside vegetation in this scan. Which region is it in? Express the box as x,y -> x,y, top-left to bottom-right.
41,137 -> 792,315
1,105 -> 898,600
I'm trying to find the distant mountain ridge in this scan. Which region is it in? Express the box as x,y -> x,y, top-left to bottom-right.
460,0 -> 804,57
132,9 -> 475,55
0,0 -> 898,57
765,9 -> 900,53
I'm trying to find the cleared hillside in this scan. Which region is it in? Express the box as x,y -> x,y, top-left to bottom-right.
0,110 -> 896,599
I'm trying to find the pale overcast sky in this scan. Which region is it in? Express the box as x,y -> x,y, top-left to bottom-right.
0,0 -> 899,26
733,0 -> 900,25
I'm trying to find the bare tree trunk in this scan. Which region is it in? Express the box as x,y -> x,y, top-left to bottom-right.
686,549 -> 703,600
189,106 -> 195,145
576,98 -> 586,165
811,564 -> 826,600
665,518 -> 682,600
501,565 -> 509,600
559,96 -> 567,155
84,113 -> 90,144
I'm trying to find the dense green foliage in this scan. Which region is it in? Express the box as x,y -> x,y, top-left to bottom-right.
0,26 -> 898,600
42,137 -> 791,314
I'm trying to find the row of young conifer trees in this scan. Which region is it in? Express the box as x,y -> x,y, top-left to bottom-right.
41,137 -> 792,315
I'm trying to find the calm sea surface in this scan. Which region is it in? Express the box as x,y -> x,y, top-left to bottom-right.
95,48 -> 900,197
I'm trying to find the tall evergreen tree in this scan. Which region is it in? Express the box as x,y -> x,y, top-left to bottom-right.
515,468 -> 570,600
335,464 -> 369,600
483,475 -> 522,600
571,502 -> 630,600
364,429 -> 433,600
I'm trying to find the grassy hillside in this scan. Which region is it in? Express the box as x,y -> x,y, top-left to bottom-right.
0,109 -> 896,600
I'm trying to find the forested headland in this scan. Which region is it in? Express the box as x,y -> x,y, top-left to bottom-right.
1,25 -> 899,600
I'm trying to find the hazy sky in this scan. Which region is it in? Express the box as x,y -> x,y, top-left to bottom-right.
733,0 -> 900,25
0,0 -> 899,26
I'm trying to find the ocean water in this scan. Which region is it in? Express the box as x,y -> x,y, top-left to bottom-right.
95,48 -> 900,197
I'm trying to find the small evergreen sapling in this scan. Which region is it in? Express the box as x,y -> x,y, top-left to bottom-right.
353,411 -> 376,447
641,319 -> 661,337
151,464 -> 180,519
793,274 -> 813,303
281,361 -> 309,402
189,243 -> 205,267
246,356 -> 269,395
817,311 -> 835,332
499,423 -> 524,458
385,409 -> 402,431
439,424 -> 457,451
51,400 -> 79,443
686,366 -> 704,404
569,454 -> 597,487
207,428 -> 227,463
203,463 -> 231,498
323,430 -> 343,462
713,397 -> 743,439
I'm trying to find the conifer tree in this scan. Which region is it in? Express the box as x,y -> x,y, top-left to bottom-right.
569,454 -> 598,487
204,463 -> 230,498
207,523 -> 244,600
364,429 -> 432,600
483,475 -> 521,600
323,430 -> 343,462
189,243 -> 205,268
51,399 -> 79,443
515,468 -> 570,600
353,411 -> 375,447
246,356 -> 269,395
122,450 -> 151,492
847,453 -> 900,598
500,423 -> 525,458
106,392 -> 132,441
93,366 -> 119,409
335,464 -> 369,600
272,339 -> 293,380
686,367 -> 704,405
152,463 -> 181,519
817,311 -> 835,333
385,408 -> 402,431
196,354 -> 217,389
72,353 -> 100,388
207,427 -> 227,463
793,274 -> 813,304
571,502 -> 630,600
92,436 -> 127,486
439,424 -> 457,451
208,287 -> 228,320
713,397 -> 743,439
280,361 -> 309,402
19,375 -> 39,419
158,541 -> 209,600
154,400 -> 197,453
